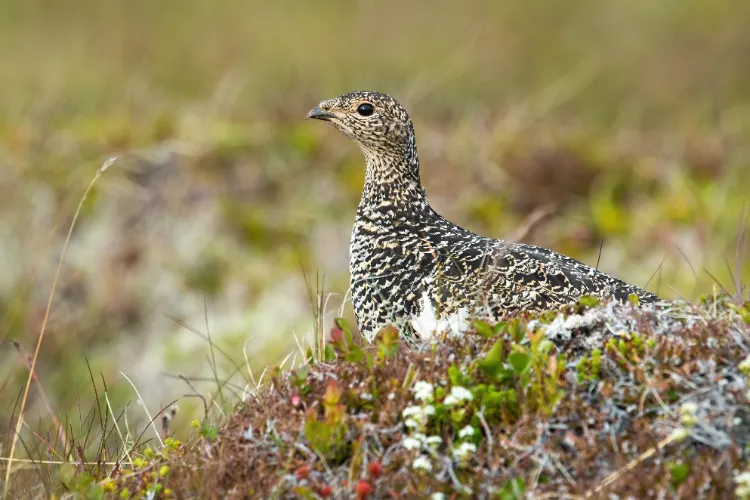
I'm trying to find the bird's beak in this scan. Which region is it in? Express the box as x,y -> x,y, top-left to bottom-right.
306,106 -> 335,121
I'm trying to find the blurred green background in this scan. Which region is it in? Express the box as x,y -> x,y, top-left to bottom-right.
1,0 -> 748,447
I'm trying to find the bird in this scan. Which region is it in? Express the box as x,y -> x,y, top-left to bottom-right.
306,91 -> 660,343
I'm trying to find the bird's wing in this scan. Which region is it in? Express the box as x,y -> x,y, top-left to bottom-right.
502,243 -> 659,303
437,240 -> 658,310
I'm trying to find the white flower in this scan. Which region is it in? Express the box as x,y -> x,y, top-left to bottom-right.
458,425 -> 475,439
413,381 -> 435,403
679,402 -> 697,416
402,405 -> 423,418
736,471 -> 750,499
424,435 -> 442,447
360,392 -> 373,401
740,355 -> 750,375
443,386 -> 473,406
402,437 -> 422,450
668,427 -> 690,442
452,442 -> 477,461
679,402 -> 698,427
402,405 -> 435,430
412,455 -> 432,471
430,494 -> 446,500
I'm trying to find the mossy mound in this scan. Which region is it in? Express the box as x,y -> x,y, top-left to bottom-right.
100,297 -> 750,499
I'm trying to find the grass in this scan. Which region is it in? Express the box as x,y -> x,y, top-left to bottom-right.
1,0 -> 750,496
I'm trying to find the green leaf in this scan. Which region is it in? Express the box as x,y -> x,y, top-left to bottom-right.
478,340 -> 505,378
344,345 -> 364,364
668,461 -> 691,487
472,320 -> 495,338
304,417 -> 347,460
448,364 -> 470,386
628,293 -> 640,306
508,352 -> 532,374
493,321 -> 508,335
324,345 -> 336,362
508,319 -> 526,343
335,317 -> 353,346
291,364 -> 311,386
376,325 -> 400,360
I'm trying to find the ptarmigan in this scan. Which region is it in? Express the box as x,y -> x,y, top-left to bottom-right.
307,91 -> 659,343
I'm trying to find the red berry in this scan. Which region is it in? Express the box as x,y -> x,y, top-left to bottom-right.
295,465 -> 310,481
329,326 -> 344,344
355,480 -> 371,499
367,461 -> 382,479
316,484 -> 333,498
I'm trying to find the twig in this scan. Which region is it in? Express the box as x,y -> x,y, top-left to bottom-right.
504,204 -> 556,243
584,431 -> 684,497
595,240 -> 604,271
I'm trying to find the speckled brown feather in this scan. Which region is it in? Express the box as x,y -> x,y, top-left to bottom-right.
309,91 -> 660,342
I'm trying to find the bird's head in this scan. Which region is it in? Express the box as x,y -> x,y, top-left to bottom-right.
306,91 -> 415,161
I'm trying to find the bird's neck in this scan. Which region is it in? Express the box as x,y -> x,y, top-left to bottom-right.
360,140 -> 427,209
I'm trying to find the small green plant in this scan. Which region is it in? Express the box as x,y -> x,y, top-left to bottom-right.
577,348 -> 602,383
191,418 -> 219,441
304,380 -> 349,461
495,477 -> 525,499
668,460 -> 691,489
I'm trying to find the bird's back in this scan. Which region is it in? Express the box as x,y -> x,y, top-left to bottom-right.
350,197 -> 658,342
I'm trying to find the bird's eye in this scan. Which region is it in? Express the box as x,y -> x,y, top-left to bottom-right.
357,103 -> 374,116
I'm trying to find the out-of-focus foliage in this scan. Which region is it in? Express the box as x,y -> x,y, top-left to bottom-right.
0,0 -> 748,475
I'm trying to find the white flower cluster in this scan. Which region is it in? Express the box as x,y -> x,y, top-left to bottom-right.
413,380 -> 435,403
443,386 -> 473,406
458,425 -> 475,439
412,455 -> 432,471
402,433 -> 442,451
403,404 -> 435,431
401,380 -> 480,473
402,381 -> 441,472
451,423 -> 478,466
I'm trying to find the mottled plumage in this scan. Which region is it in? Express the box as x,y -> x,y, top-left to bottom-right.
307,91 -> 659,343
